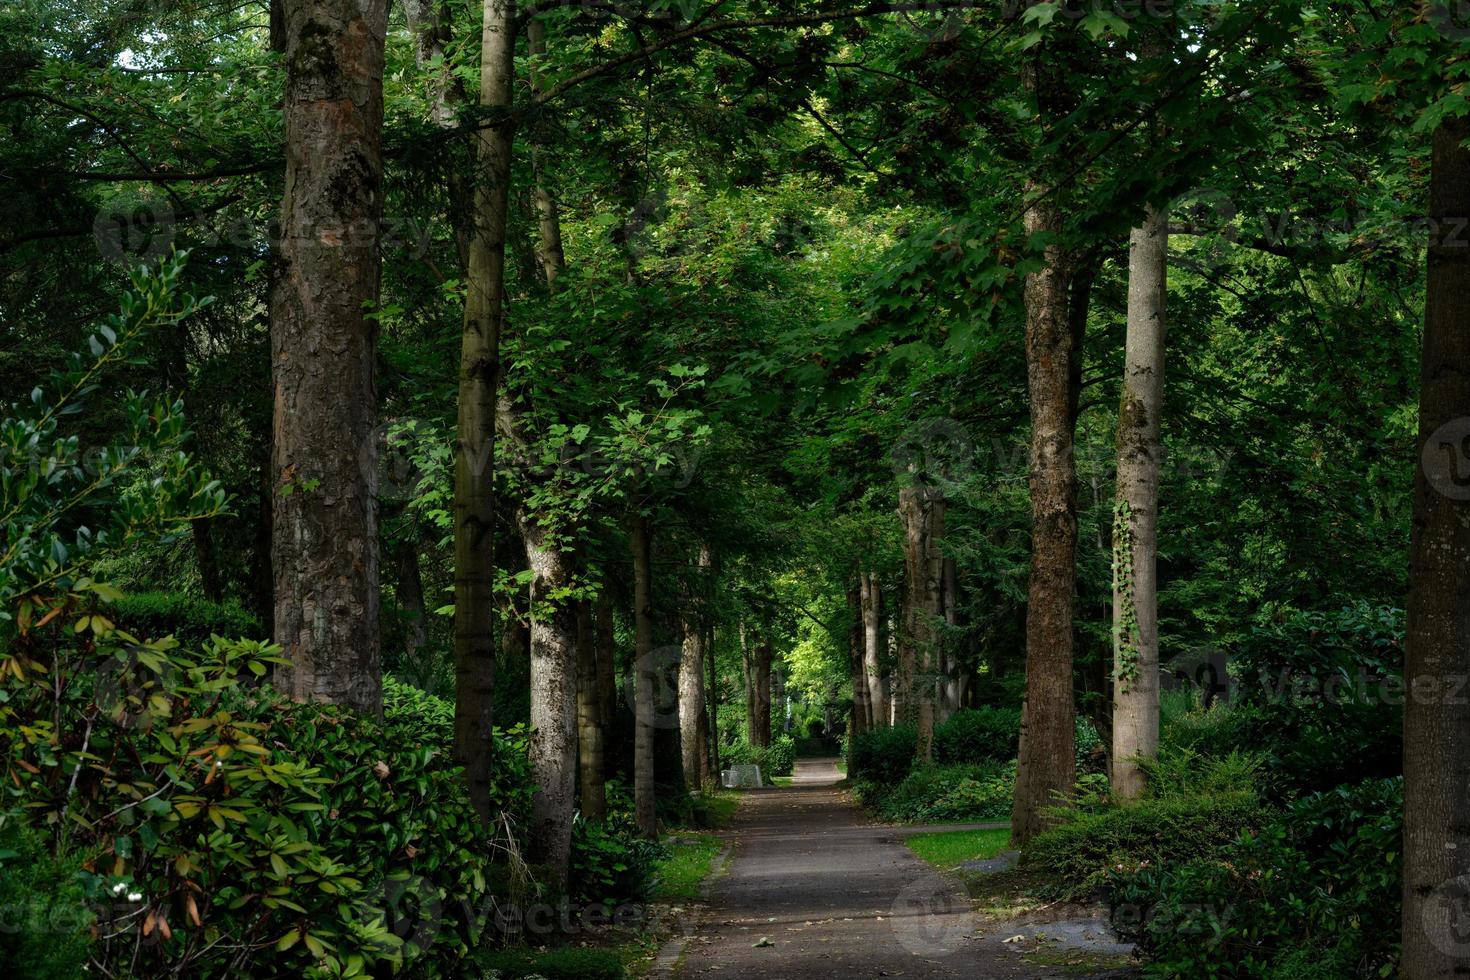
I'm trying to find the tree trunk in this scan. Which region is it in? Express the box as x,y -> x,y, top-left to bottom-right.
595,593 -> 617,765
575,598 -> 606,821
862,572 -> 886,729
452,0 -> 516,823
899,483 -> 945,761
1111,204 -> 1167,802
741,623 -> 756,740
751,641 -> 773,748
708,619 -> 720,777
396,533 -> 428,666
193,518 -> 223,603
679,544 -> 712,789
270,0 -> 388,717
1402,114 -> 1470,979
631,514 -> 657,838
939,556 -> 965,723
521,518 -> 577,887
1010,180 -> 1078,846
848,578 -> 868,738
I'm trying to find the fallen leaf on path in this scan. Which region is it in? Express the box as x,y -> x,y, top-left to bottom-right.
753,937 -> 774,948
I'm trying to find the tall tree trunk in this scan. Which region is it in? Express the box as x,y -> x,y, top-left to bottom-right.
939,556 -> 965,723
631,514 -> 657,838
679,544 -> 712,789
1010,181 -> 1078,846
452,0 -> 516,822
772,662 -> 786,736
708,619 -> 720,777
576,600 -> 606,821
521,518 -> 577,887
862,572 -> 886,728
1111,204 -> 1167,802
396,533 -> 428,666
751,641 -> 773,748
595,593 -> 617,765
1402,114 -> 1470,979
900,484 -> 945,761
193,518 -> 223,603
741,623 -> 756,741
848,578 -> 868,738
270,0 -> 387,717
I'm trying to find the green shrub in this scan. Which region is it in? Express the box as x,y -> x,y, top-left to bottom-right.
109,591 -> 262,647
722,734 -> 796,779
0,818 -> 92,978
848,724 -> 918,785
1140,745 -> 1264,801
2,614 -> 497,978
933,707 -> 1020,765
1159,688 -> 1242,759
1108,778 -> 1401,977
481,946 -> 627,979
859,762 -> 1013,823
1024,791 -> 1266,896
568,816 -> 665,910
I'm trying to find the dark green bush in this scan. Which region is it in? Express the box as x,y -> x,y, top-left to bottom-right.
1108,778 -> 1401,977
848,724 -> 918,785
568,816 -> 665,910
932,706 -> 1021,765
857,762 -> 1013,823
480,946 -> 627,979
1230,602 -> 1403,796
0,819 -> 92,978
109,591 -> 262,646
1023,791 -> 1266,896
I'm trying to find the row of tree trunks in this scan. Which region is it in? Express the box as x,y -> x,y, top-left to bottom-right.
1110,203 -> 1167,802
270,0 -> 389,718
937,556 -> 966,723
848,579 -> 869,737
451,0 -> 517,823
576,600 -> 606,821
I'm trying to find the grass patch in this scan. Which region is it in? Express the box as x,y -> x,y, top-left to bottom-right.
772,775 -> 794,786
906,827 -> 1012,870
651,833 -> 725,903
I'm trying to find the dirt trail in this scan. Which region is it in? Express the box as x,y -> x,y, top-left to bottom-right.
667,757 -> 1128,979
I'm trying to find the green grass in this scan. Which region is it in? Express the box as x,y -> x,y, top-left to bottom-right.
906,827 -> 1012,870
772,775 -> 794,786
651,832 -> 725,903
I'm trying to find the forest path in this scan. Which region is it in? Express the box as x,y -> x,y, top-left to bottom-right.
667,757 -> 1128,979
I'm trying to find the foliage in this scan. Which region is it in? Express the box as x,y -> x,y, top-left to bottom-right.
0,816 -> 93,978
1108,778 -> 1402,978
721,735 -> 795,779
0,255 -> 224,606
109,591 -> 262,646
847,724 -> 918,786
567,816 -> 664,912
932,706 -> 1021,765
857,761 -> 1013,824
649,832 -> 724,903
1230,603 -> 1404,796
1023,792 -> 1267,898
1,611 -> 493,978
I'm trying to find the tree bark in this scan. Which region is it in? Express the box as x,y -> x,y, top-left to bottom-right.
631,514 -> 657,838
848,578 -> 868,738
861,572 -> 886,728
396,532 -> 428,666
521,518 -> 577,887
1010,180 -> 1078,846
1402,114 -> 1470,979
576,599 -> 606,821
707,619 -> 720,777
193,518 -> 223,603
1111,204 -> 1167,802
270,0 -> 388,717
679,544 -> 713,789
939,556 -> 965,723
900,483 -> 945,761
452,0 -> 516,823
595,593 -> 618,762
751,641 -> 773,748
